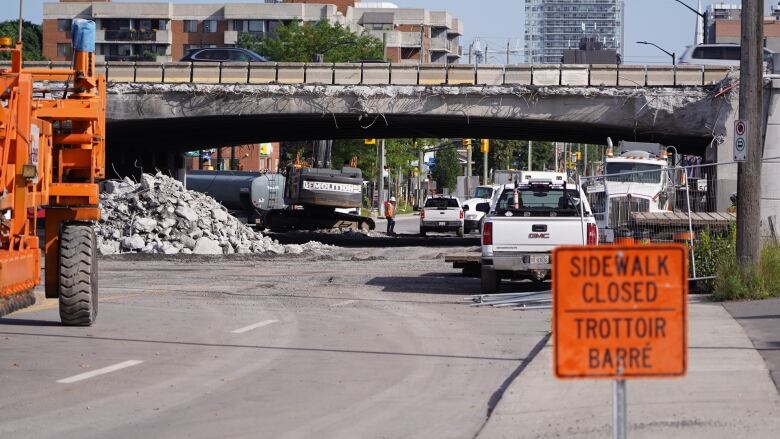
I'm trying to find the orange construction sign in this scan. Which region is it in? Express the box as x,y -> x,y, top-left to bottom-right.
553,244 -> 688,379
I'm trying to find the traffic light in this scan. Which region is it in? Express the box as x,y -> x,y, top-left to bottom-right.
463,138 -> 472,148
576,151 -> 582,161
480,139 -> 490,153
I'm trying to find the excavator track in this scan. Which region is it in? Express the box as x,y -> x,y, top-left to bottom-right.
0,290 -> 36,318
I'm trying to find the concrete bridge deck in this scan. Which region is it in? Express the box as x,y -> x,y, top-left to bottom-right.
4,61 -> 733,88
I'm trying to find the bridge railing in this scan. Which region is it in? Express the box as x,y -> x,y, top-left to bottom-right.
1,61 -> 734,87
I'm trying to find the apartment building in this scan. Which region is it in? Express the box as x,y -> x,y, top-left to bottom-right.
705,2 -> 780,53
187,143 -> 281,172
348,3 -> 463,64
43,1 -> 463,64
44,1 -> 346,61
524,0 -> 625,64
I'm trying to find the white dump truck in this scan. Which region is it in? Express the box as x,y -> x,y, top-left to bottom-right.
584,140 -> 674,243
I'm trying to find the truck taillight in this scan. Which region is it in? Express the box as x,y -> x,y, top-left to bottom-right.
459,209 -> 464,219
483,222 -> 493,246
420,209 -> 425,220
587,223 -> 597,245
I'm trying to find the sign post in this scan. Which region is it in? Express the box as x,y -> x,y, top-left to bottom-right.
734,119 -> 748,162
553,244 -> 688,438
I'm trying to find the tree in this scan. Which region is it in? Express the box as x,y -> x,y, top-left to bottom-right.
238,20 -> 383,63
431,146 -> 460,192
0,21 -> 45,61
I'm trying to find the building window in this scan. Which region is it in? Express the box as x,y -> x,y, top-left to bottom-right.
203,20 -> 217,33
56,43 -> 72,58
57,19 -> 72,32
183,20 -> 198,33
248,20 -> 265,33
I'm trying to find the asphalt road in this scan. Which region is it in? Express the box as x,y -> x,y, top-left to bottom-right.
0,247 -> 548,439
724,298 -> 780,391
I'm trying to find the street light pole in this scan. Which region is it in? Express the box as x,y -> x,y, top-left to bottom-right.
637,41 -> 676,65
671,0 -> 708,43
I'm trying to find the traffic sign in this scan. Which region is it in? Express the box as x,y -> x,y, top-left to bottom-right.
734,119 -> 748,161
552,244 -> 688,379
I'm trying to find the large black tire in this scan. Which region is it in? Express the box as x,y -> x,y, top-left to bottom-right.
420,227 -> 427,237
481,267 -> 500,294
59,223 -> 98,326
456,227 -> 464,238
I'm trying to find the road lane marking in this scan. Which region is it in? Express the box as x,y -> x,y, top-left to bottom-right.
331,300 -> 357,307
17,293 -> 142,315
57,360 -> 143,384
231,319 -> 279,334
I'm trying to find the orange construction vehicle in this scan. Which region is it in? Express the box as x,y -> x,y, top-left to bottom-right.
0,18 -> 104,325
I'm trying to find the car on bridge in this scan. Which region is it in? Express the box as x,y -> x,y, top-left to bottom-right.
180,47 -> 271,63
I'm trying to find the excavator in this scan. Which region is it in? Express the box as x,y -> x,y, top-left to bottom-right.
0,18 -> 104,325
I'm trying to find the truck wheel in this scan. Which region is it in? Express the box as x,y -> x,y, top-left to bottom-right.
59,223 -> 98,326
420,227 -> 427,237
457,227 -> 464,238
481,267 -> 500,294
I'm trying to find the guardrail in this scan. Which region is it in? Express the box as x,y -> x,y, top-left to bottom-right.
0,61 -> 734,87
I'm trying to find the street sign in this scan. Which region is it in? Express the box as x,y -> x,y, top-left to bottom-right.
553,244 -> 688,379
734,119 -> 748,161
364,138 -> 377,145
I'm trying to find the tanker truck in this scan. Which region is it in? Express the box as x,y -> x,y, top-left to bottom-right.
186,166 -> 375,232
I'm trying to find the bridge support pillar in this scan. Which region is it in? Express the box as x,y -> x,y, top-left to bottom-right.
761,79 -> 780,240
711,102 -> 739,213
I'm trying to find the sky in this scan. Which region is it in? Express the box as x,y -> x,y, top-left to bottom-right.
2,0 -> 777,63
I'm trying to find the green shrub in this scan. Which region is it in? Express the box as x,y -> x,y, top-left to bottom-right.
713,244 -> 780,301
694,226 -> 736,290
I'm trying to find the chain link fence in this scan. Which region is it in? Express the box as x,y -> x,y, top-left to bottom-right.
580,161 -> 736,279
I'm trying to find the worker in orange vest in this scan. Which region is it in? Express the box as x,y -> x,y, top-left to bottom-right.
384,196 -> 396,235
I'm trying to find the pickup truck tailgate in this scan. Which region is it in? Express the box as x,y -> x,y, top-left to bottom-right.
489,216 -> 586,252
423,208 -> 460,221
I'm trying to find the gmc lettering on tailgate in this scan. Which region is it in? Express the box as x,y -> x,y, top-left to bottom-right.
529,233 -> 550,239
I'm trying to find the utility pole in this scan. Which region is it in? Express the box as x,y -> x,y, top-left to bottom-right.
468,43 -> 473,64
555,142 -> 560,172
506,40 -> 511,65
528,140 -> 532,171
379,139 -> 386,217
737,0 -> 764,266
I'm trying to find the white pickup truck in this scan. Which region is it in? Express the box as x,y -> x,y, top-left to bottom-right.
479,176 -> 598,293
462,185 -> 500,234
420,196 -> 464,237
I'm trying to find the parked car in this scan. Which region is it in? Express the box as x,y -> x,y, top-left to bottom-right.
678,43 -> 774,69
480,174 -> 597,293
420,196 -> 464,237
180,47 -> 270,62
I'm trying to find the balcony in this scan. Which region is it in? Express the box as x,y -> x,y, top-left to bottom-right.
383,31 -> 422,48
430,38 -> 450,52
97,29 -> 170,43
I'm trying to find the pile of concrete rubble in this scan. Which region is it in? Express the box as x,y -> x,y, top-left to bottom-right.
97,173 -> 326,256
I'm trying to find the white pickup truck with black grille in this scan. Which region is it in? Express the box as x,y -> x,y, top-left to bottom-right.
479,176 -> 597,293
420,196 -> 464,237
